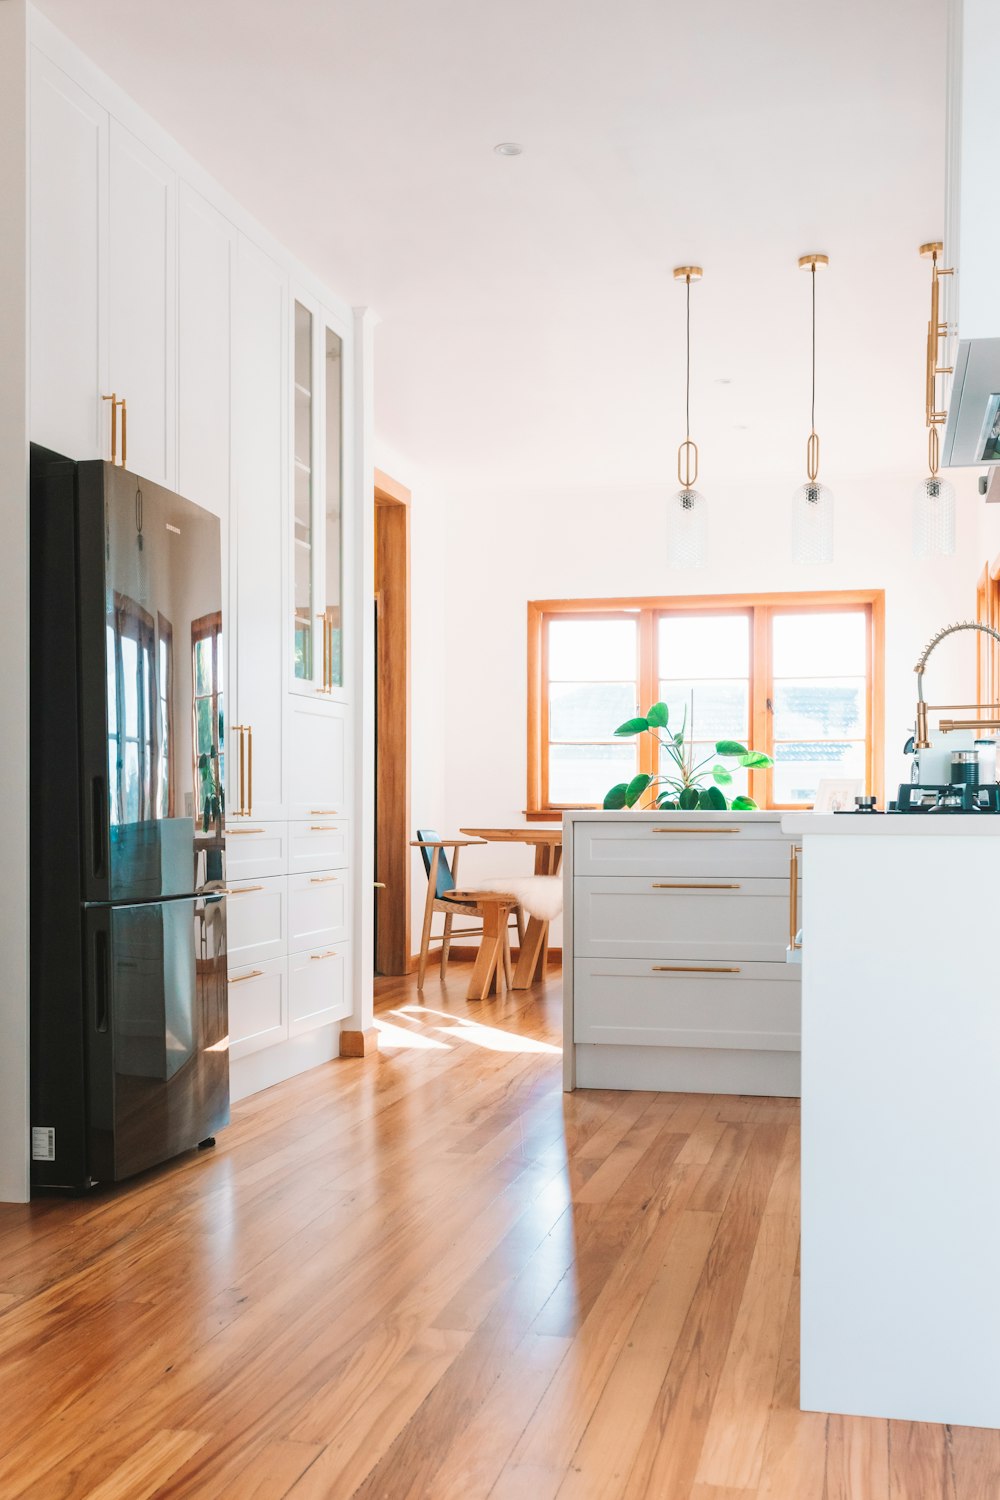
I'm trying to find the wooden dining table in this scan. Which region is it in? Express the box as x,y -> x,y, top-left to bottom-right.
459,826 -> 563,989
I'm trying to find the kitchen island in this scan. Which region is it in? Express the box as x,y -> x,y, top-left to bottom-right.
783,813 -> 1000,1430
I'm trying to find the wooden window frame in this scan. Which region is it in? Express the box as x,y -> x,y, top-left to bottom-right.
975,557 -> 1000,709
527,589 -> 885,817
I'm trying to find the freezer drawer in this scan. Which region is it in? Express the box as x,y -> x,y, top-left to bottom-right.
572,820 -> 792,878
573,876 -> 793,962
288,943 -> 351,1036
573,958 -> 800,1049
225,875 -> 286,967
228,956 -> 287,1060
288,870 -> 349,953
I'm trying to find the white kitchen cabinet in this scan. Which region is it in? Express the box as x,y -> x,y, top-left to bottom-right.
574,876 -> 794,964
288,944 -> 351,1036
228,956 -> 287,1060
29,50 -> 108,461
288,870 -> 349,952
177,183 -> 233,518
287,819 -> 350,875
108,121 -> 176,488
225,875 -> 287,968
224,822 -> 287,881
231,235 -> 287,822
284,697 -> 347,820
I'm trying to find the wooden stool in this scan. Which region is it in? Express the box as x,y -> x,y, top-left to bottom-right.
444,891 -> 518,1000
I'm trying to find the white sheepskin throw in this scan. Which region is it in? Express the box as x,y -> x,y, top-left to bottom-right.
477,875 -> 563,921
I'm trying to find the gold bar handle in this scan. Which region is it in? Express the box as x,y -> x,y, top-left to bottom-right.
317,612 -> 331,693
247,724 -> 253,816
789,845 -> 802,951
102,393 -> 118,463
310,809 -> 339,815
651,826 -> 739,834
652,964 -> 742,974
232,725 -> 247,817
119,397 -> 127,468
228,969 -> 264,984
310,950 -> 338,961
651,882 -> 742,890
309,875 -> 339,884
224,884 -> 264,895
227,827 -> 266,836
310,825 -> 339,832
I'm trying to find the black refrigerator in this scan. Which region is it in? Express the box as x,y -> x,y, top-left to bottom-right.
30,445 -> 229,1192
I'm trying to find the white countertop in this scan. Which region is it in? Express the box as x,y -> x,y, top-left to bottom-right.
782,812 -> 1000,836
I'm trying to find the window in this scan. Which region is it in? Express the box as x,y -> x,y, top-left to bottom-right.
157,615 -> 174,817
527,591 -> 884,813
107,595 -> 157,825
192,612 -> 224,825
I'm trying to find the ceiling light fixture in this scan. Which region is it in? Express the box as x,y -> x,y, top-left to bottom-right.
667,265 -> 708,569
493,142 -> 524,157
913,240 -> 956,558
791,253 -> 834,564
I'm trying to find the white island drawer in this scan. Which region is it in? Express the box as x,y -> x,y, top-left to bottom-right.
225,875 -> 286,967
288,819 -> 350,875
288,870 -> 349,953
574,958 -> 800,1049
289,942 -> 351,1036
228,956 -> 287,1059
224,821 -> 287,880
574,876 -> 795,963
573,820 -> 793,878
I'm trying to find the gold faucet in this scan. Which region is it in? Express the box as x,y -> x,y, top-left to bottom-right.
914,620 -> 1000,748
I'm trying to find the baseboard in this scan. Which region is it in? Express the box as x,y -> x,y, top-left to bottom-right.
407,945 -> 562,968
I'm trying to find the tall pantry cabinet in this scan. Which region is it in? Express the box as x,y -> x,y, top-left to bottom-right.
26,16 -> 372,1099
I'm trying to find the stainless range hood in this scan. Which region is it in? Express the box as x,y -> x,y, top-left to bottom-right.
942,339 -> 1000,469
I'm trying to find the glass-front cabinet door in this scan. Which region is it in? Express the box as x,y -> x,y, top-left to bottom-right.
290,294 -> 348,699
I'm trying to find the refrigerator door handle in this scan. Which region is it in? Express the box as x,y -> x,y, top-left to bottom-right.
90,776 -> 107,879
94,927 -> 110,1033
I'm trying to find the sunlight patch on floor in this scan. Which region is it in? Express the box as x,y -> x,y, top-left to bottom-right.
394,1005 -> 562,1055
374,1017 -> 451,1050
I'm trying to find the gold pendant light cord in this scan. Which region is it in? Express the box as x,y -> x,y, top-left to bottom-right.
806,263 -> 820,484
676,272 -> 699,489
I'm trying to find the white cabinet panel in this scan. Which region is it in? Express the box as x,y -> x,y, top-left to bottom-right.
288,943 -> 350,1036
232,235 -> 286,822
29,51 -> 107,459
573,819 -> 792,878
574,877 -> 792,963
228,955 -> 286,1060
285,698 -> 347,821
225,875 -> 286,967
288,871 -> 348,953
287,819 -> 350,875
177,182 -> 232,517
574,959 -> 800,1049
224,821 -> 286,881
109,121 -> 176,487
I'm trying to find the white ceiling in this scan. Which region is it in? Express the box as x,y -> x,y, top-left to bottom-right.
37,0 -> 949,489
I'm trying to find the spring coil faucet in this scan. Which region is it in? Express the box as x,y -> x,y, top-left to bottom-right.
914,619 -> 1000,748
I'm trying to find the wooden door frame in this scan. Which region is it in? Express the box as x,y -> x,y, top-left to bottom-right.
374,468 -> 411,975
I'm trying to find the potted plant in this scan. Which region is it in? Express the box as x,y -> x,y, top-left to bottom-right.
603,699 -> 773,811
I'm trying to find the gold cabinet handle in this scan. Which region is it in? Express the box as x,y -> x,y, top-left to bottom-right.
652,964 -> 742,974
310,809 -> 339,815
247,724 -> 253,815
224,884 -> 264,895
651,826 -> 740,834
233,724 -> 248,817
102,393 -> 118,463
227,827 -> 266,836
310,825 -> 339,832
651,882 -> 742,890
309,949 -> 338,961
789,845 -> 802,950
119,396 -> 127,468
374,882 -> 386,889
228,968 -> 264,984
309,875 -> 339,884
316,612 -> 331,693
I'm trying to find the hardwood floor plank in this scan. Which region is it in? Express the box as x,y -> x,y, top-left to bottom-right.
824,1414 -> 891,1500
948,1425 -> 1000,1500
888,1420 -> 957,1500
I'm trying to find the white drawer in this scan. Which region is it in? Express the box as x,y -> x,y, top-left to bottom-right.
574,876 -> 795,962
288,942 -> 351,1036
225,875 -> 286,967
288,870 -> 349,953
228,955 -> 287,1059
574,958 -> 800,1050
224,821 -> 287,880
573,819 -> 793,878
287,819 -> 350,875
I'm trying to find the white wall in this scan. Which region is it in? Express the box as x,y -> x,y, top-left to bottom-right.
400,464 -> 984,948
0,0 -> 30,1202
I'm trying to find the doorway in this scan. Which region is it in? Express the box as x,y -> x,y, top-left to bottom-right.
374,469 -> 411,974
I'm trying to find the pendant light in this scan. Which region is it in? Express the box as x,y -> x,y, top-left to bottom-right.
791,253 -> 834,564
913,241 -> 956,557
667,265 -> 707,569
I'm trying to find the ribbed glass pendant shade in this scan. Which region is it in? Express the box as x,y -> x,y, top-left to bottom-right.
913,475 -> 956,557
791,481 -> 834,564
667,488 -> 707,568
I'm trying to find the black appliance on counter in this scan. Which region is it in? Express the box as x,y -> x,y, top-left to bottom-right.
892,782 -> 1000,813
30,445 -> 229,1192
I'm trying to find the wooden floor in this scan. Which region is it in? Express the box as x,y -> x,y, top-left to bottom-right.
0,967 -> 997,1499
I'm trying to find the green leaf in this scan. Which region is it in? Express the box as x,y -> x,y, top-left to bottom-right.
731,795 -> 758,810
603,783 -> 629,809
614,716 -> 649,737
625,773 -> 652,808
674,731 -> 686,745
699,785 -> 728,810
655,795 -> 678,809
645,701 -> 669,728
712,765 -> 733,786
678,787 -> 700,810
738,751 -> 774,769
715,739 -> 748,757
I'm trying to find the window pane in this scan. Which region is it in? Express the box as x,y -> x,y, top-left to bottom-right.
773,679 -> 865,739
659,614 -> 749,677
658,741 -> 749,800
658,680 -> 748,743
123,741 -> 140,823
548,618 -> 636,681
772,741 -> 866,804
106,625 -> 117,734
195,637 -> 213,697
122,637 -> 139,736
549,743 -> 636,804
772,612 -> 866,677
550,682 -> 636,741
195,696 -> 214,756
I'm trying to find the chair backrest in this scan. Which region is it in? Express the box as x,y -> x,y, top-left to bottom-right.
416,828 -> 455,898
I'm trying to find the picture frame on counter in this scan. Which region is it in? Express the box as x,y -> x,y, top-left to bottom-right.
812,778 -> 864,813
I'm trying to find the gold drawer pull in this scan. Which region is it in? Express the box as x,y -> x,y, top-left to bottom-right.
228,968 -> 264,984
652,964 -> 742,974
310,825 -> 340,832
651,882 -> 742,890
310,875 -> 339,884
651,826 -> 740,834
310,809 -> 339,815
310,950 -> 338,961
227,827 -> 266,836
224,884 -> 264,895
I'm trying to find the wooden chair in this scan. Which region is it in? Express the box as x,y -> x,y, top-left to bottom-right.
412,828 -> 523,992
